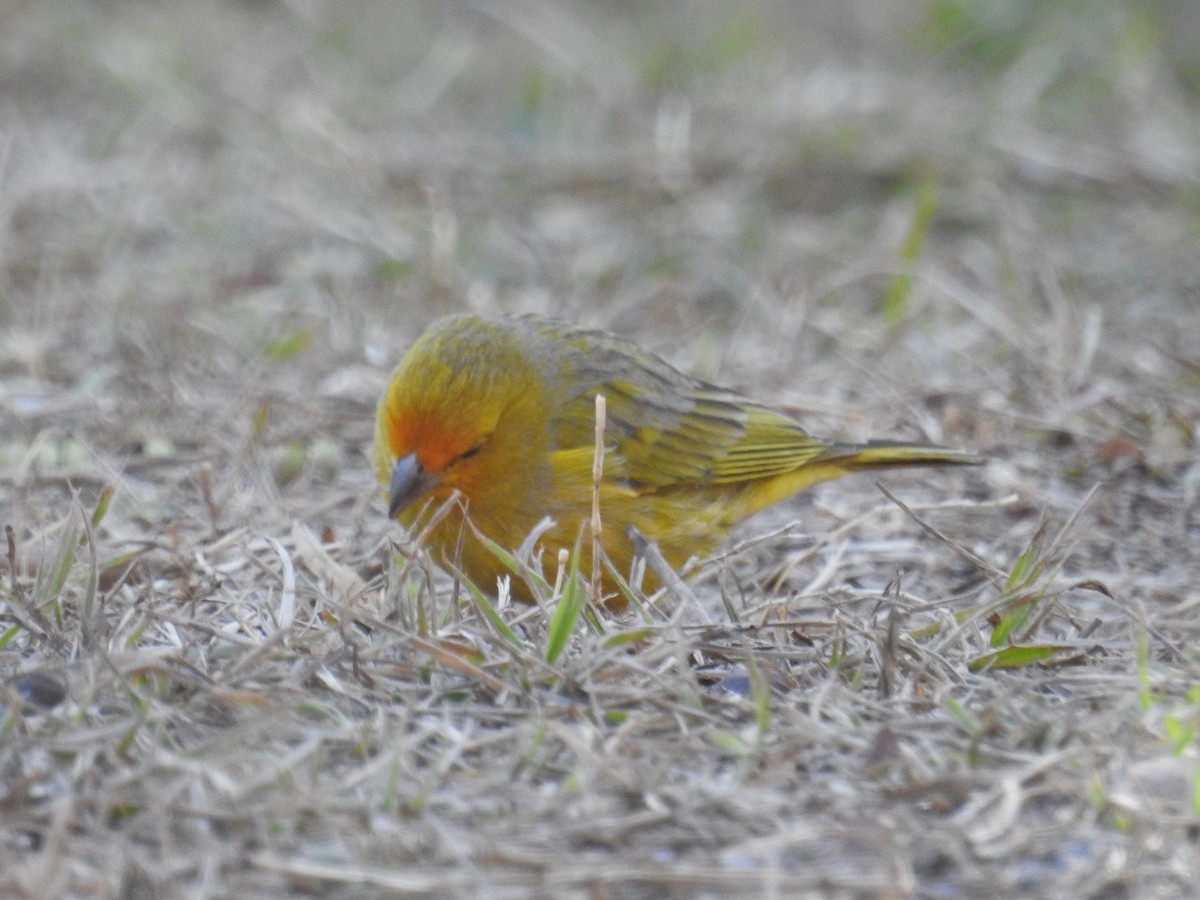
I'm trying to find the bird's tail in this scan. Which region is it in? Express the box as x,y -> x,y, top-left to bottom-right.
737,440 -> 983,520
830,440 -> 984,470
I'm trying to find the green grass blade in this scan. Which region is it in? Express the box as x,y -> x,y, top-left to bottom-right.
545,534 -> 585,664
474,530 -> 553,602
989,593 -> 1036,647
881,170 -> 938,325
967,644 -> 1072,671
448,563 -> 524,649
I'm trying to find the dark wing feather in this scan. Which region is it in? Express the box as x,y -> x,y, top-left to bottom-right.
550,369 -> 838,490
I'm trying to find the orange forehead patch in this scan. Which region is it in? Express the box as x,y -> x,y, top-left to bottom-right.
386,404 -> 473,475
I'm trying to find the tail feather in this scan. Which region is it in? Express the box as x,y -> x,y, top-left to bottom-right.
832,440 -> 984,470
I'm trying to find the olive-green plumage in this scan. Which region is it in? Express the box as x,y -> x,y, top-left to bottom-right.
375,314 -> 980,602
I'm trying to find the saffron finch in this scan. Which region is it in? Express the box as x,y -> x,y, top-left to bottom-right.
375,314 -> 980,601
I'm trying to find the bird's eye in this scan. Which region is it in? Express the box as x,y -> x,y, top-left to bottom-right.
456,439 -> 487,462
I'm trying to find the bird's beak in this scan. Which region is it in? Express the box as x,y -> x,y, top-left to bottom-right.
388,452 -> 438,519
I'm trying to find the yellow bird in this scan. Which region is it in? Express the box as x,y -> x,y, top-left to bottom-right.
375,314 -> 980,601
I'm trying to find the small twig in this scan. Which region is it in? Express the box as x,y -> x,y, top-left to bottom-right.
407,635 -> 506,696
879,604 -> 902,700
6,524 -> 29,605
5,524 -> 55,637
590,393 -> 606,607
199,465 -> 220,534
412,488 -> 467,625
219,626 -> 290,683
1039,482 -> 1101,565
875,481 -> 1005,584
625,525 -> 710,624
449,502 -> 468,623
553,547 -> 570,597
268,537 -> 296,638
76,493 -> 100,651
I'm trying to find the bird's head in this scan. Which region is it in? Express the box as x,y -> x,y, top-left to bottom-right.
374,316 -> 551,522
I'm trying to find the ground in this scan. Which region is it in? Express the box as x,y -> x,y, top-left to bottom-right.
2,1 -> 1199,897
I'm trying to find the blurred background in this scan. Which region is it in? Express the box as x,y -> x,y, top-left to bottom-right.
4,1 -> 1198,468
4,0 -> 1198,584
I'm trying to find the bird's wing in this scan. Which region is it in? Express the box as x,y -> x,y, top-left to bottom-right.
553,376 -> 839,490
527,318 -> 841,490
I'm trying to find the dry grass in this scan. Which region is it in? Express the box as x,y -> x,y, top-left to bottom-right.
3,1 -> 1199,896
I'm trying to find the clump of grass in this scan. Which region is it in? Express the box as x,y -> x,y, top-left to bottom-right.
880,168 -> 939,327
877,481 -> 1108,672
